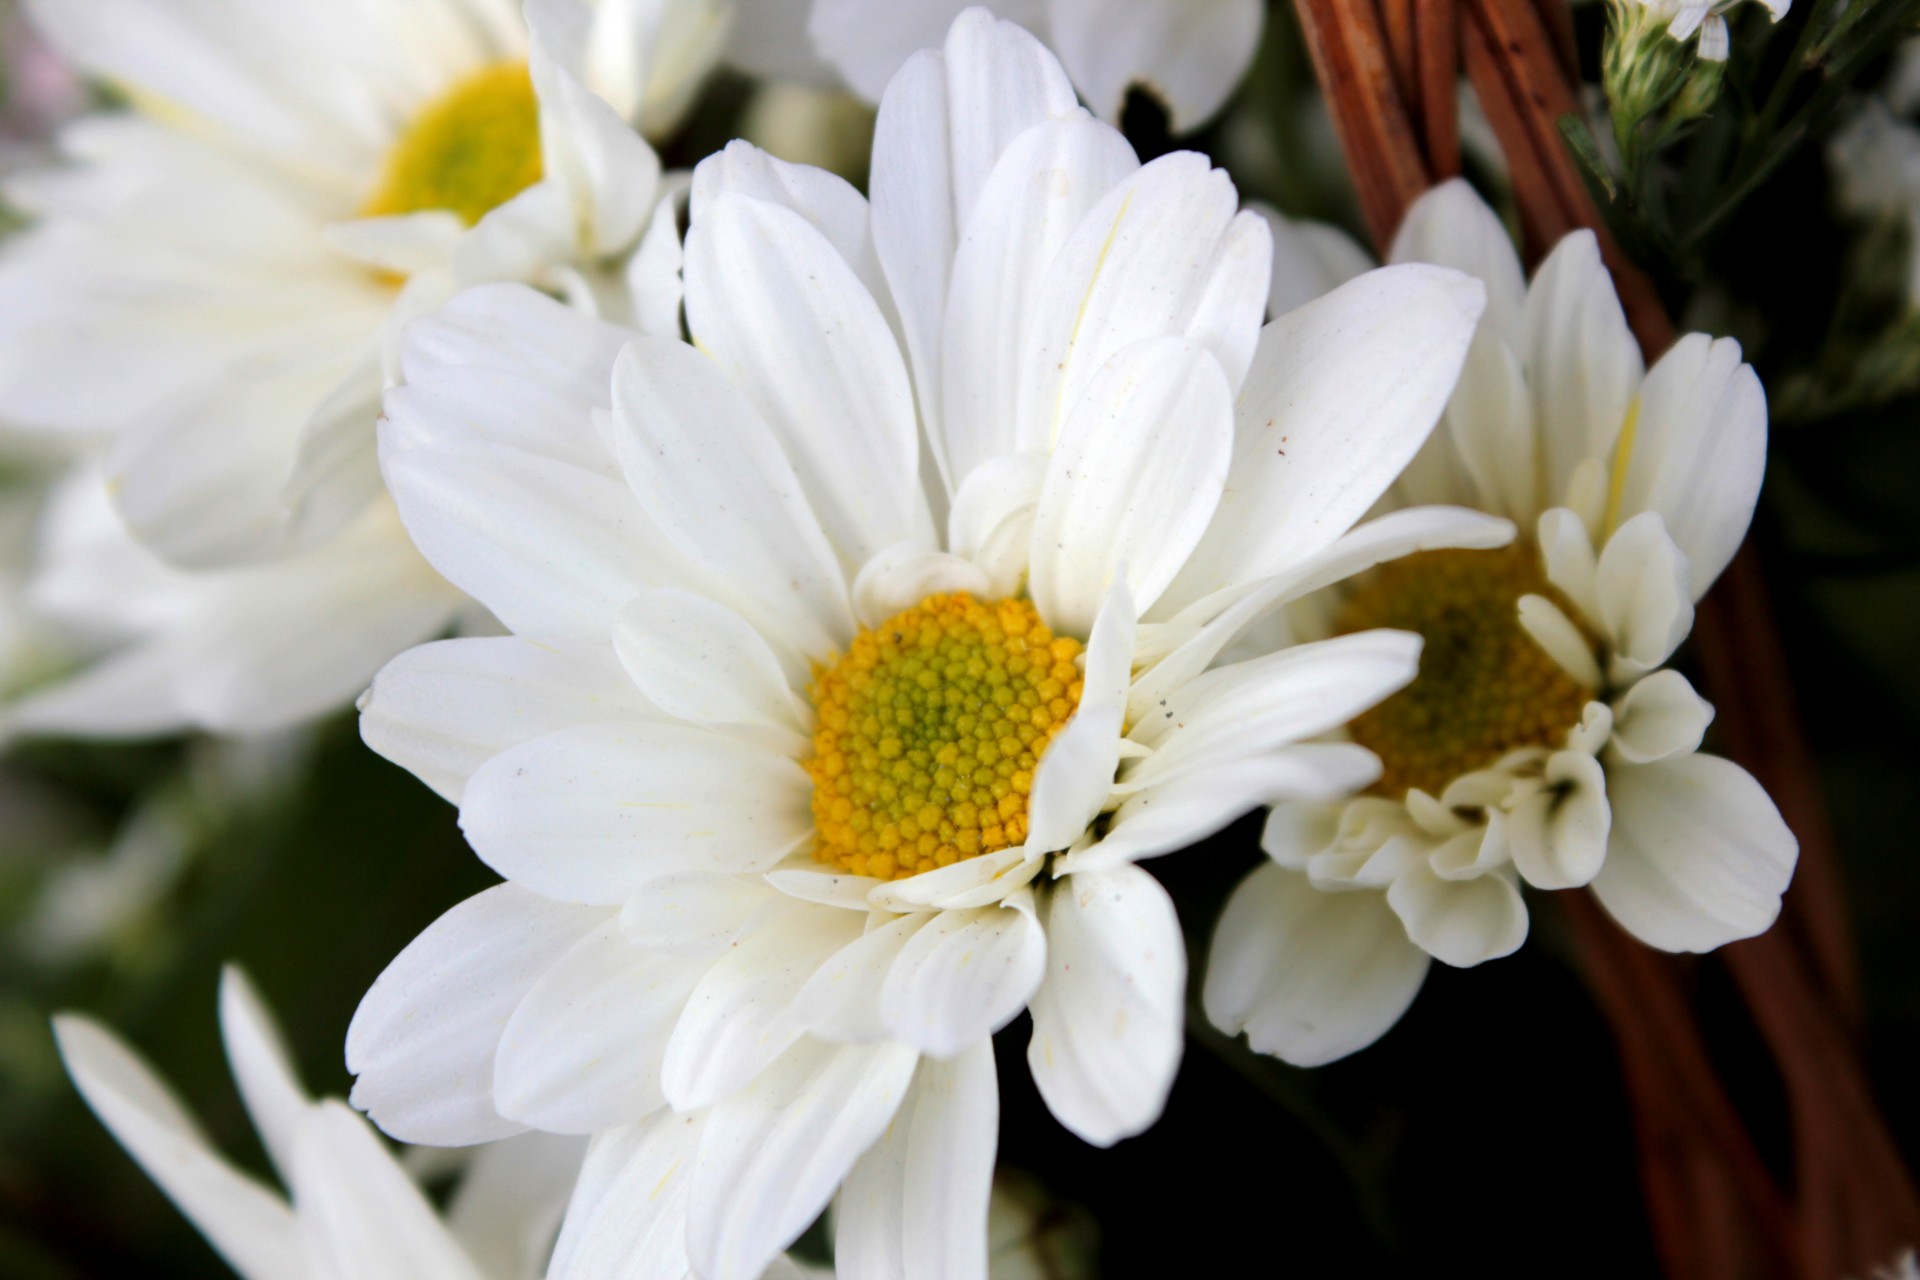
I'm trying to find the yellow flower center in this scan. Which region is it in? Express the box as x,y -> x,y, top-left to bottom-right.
363,62 -> 543,226
807,594 -> 1085,881
1333,545 -> 1594,800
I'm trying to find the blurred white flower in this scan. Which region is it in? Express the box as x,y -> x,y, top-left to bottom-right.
1206,178 -> 1796,1068
56,966 -> 587,1280
786,0 -> 1264,132
0,0 -> 700,737
347,10 -> 1492,1278
1620,0 -> 1789,62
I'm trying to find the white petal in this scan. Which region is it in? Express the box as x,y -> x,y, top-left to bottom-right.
1385,865 -> 1528,967
868,10 -> 1078,482
347,885 -> 607,1146
460,722 -> 813,905
1047,0 -> 1264,131
494,920 -> 704,1134
940,116 -> 1139,486
359,637 -> 652,805
626,194 -> 687,339
684,193 -> 931,570
1433,328 -> 1537,520
811,0 -> 1033,102
1064,745 -> 1380,873
288,1103 -> 484,1280
947,452 -> 1048,597
1609,669 -> 1715,765
1202,863 -> 1428,1066
608,336 -> 856,665
792,913 -> 934,1043
661,904 -> 865,1110
880,892 -> 1047,1057
1506,751 -> 1611,890
548,1112 -> 703,1280
217,967 -> 309,1188
867,845 -> 1047,913
1388,178 -> 1528,346
613,590 -> 807,742
1523,231 -> 1644,506
1017,153 -> 1252,456
690,139 -> 879,296
1592,754 -> 1797,952
52,1016 -> 304,1280
443,1132 -> 584,1280
1536,507 -> 1600,621
1612,332 -> 1766,598
688,1038 -> 920,1280
1162,265 -> 1487,609
1125,630 -> 1421,788
1026,865 -> 1184,1146
1517,593 -> 1603,687
1025,581 -> 1136,853
1028,337 -> 1233,632
850,545 -> 993,628
1595,511 -> 1694,674
1259,204 -> 1373,318
619,873 -> 783,954
834,1040 -> 997,1280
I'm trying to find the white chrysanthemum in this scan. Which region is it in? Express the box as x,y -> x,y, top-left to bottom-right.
795,0 -> 1264,133
55,967 -> 586,1280
349,12 -> 1494,1279
1205,178 -> 1798,1068
0,0 -> 699,735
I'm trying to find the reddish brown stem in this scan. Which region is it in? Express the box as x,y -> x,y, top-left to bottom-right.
1416,0 -> 1462,178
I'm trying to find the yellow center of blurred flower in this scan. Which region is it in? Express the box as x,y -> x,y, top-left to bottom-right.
363,62 -> 542,226
1333,545 -> 1594,800
807,594 -> 1085,881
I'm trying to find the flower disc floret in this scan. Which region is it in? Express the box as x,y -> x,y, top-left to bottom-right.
1335,545 -> 1595,799
807,594 -> 1085,881
364,62 -> 542,225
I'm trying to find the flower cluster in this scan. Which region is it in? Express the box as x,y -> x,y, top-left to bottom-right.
0,2 -> 1835,1277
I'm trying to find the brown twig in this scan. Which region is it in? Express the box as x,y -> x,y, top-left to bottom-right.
1416,0 -> 1462,179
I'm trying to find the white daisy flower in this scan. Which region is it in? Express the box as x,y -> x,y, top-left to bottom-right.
795,0 -> 1264,133
0,0 -> 696,735
347,12 -> 1493,1278
1204,178 -> 1799,1068
54,966 -> 586,1280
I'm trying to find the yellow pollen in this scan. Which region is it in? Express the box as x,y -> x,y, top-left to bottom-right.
807,594 -> 1085,881
1333,545 -> 1595,800
363,62 -> 542,226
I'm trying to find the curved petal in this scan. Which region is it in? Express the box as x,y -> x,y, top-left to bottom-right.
1388,178 -> 1528,346
612,590 -> 807,742
834,1040 -> 997,1280
1612,332 -> 1766,599
494,920 -> 704,1134
1523,231 -> 1644,506
1028,338 -> 1233,633
1609,668 -> 1715,765
1025,865 -> 1184,1146
1160,264 -> 1487,611
688,1038 -> 920,1280
1385,864 -> 1528,967
1202,862 -> 1428,1066
1506,751 -> 1611,890
52,1015 -> 304,1280
460,721 -> 814,905
1592,754 -> 1797,952
360,636 -> 652,805
1595,510 -> 1694,675
548,1111 -> 703,1280
347,885 -> 608,1146
879,892 -> 1047,1057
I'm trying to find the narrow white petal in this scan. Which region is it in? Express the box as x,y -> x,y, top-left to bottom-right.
347,885 -> 607,1146
661,904 -> 865,1110
1162,265 -> 1487,609
548,1112 -> 703,1280
1388,178 -> 1528,346
1523,231 -> 1644,505
1385,865 -> 1528,967
442,1132 -> 584,1280
688,1039 -> 920,1280
460,722 -> 814,905
613,590 -> 807,740
494,920 -> 704,1134
53,1015 -> 303,1280
1028,337 -> 1233,632
834,1040 -> 997,1280
792,913 -> 934,1043
1517,593 -> 1603,687
1594,511 -> 1694,674
1026,866 -> 1184,1146
1592,754 -> 1797,952
359,637 -> 651,805
879,892 -> 1047,1057
1203,863 -> 1428,1066
1025,582 -> 1136,853
217,967 -> 309,1188
1613,332 -> 1766,599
